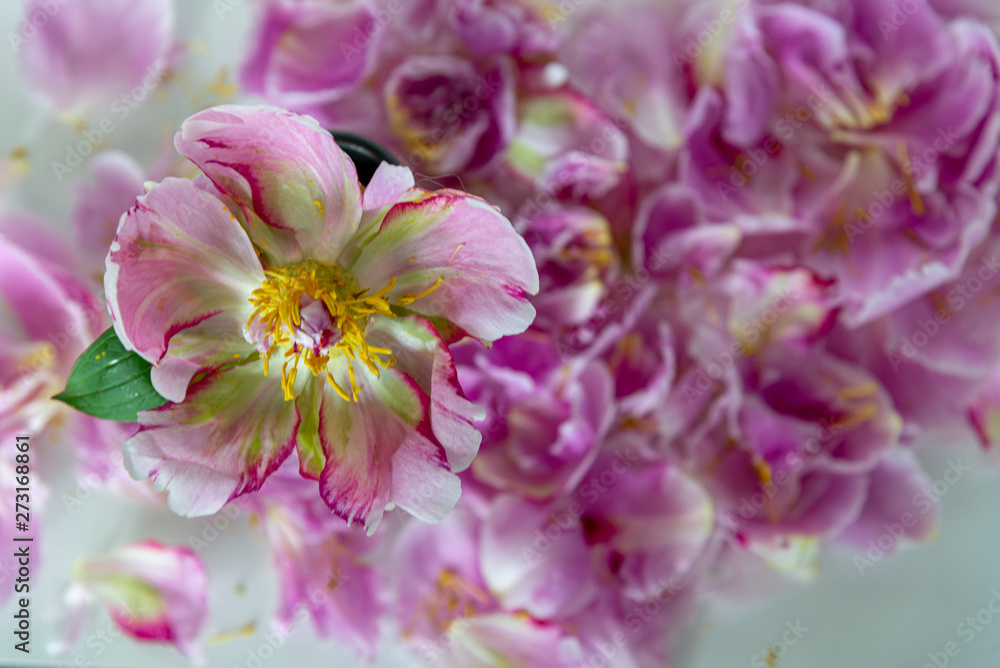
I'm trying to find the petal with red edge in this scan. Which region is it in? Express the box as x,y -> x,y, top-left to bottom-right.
368,315 -> 485,472
105,177 -> 263,364
124,362 -> 298,517
347,192 -> 539,341
315,364 -> 459,534
175,105 -> 363,265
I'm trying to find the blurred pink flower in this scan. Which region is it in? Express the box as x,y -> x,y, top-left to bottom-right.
16,0 -> 176,115
55,540 -> 207,660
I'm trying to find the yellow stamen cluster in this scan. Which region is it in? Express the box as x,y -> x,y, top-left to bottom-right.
247,261 -> 405,402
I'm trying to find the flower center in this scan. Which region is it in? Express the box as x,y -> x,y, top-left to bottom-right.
246,261 -> 403,402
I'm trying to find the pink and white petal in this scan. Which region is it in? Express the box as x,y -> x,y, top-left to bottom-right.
75,540 -> 207,661
362,162 -> 416,212
150,311 -> 257,403
316,363 -> 459,534
106,177 -> 263,364
336,163 -> 417,268
441,614 -> 585,668
175,105 -> 363,265
368,316 -> 485,472
191,173 -> 304,269
480,496 -> 597,619
347,192 -> 539,341
124,363 -> 298,517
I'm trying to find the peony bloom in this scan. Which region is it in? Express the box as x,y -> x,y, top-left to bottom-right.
53,541 -> 207,660
384,55 -> 516,173
521,205 -> 619,329
240,0 -> 525,176
107,105 -> 538,532
16,0 -> 175,115
755,0 -> 1000,327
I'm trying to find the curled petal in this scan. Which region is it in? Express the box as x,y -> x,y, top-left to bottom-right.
175,105 -> 363,265
105,177 -> 263,364
315,365 -> 459,534
347,191 -> 539,341
124,364 -> 298,517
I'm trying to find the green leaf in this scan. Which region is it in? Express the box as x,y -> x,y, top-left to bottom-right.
54,327 -> 169,422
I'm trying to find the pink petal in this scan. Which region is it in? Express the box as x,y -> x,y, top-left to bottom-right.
105,177 -> 263,364
314,365 -> 459,534
150,312 -> 256,403
368,316 -> 485,472
175,104 -> 363,265
362,162 -> 415,212
72,151 -> 146,279
0,238 -> 103,376
260,485 -> 383,658
348,191 -> 539,341
480,495 -> 597,619
240,0 -> 383,108
840,449 -> 939,552
74,540 -> 207,660
124,363 -> 298,516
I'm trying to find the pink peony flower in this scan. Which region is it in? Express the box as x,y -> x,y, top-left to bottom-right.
107,105 -> 538,532
16,0 -> 175,115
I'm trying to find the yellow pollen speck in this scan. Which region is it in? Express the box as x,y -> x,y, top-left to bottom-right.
207,622 -> 256,646
753,458 -> 773,485
837,383 -> 879,401
897,141 -> 926,217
